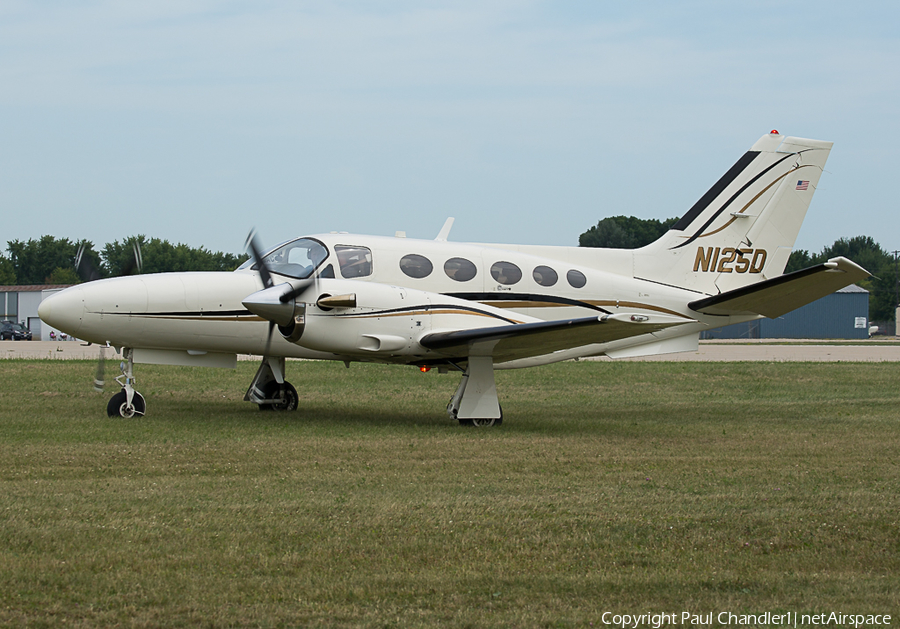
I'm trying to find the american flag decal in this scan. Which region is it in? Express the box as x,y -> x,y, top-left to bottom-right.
796,180 -> 810,191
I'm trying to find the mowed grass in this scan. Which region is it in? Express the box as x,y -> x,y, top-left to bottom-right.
0,359 -> 898,627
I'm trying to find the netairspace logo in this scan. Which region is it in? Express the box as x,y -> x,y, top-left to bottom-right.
599,611 -> 892,628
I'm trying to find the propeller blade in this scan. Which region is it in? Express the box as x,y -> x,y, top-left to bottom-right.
243,284 -> 296,326
263,320 -> 275,358
93,345 -> 106,392
133,241 -> 143,273
119,241 -> 144,276
74,243 -> 102,282
278,277 -> 315,304
244,230 -> 289,357
245,230 -> 274,289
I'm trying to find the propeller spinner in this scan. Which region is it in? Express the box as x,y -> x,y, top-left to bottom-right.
243,230 -> 318,352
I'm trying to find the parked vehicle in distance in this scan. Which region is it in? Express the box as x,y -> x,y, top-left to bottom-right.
0,322 -> 33,341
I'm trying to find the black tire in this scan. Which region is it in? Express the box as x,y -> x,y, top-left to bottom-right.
458,406 -> 503,427
459,417 -> 503,427
107,389 -> 146,418
257,381 -> 299,412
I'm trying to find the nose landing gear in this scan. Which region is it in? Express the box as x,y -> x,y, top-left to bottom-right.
107,348 -> 146,418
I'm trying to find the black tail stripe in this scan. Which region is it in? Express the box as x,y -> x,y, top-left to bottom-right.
672,151 -> 759,231
671,152 -> 795,250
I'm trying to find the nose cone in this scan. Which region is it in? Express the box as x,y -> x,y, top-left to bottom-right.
242,284 -> 297,327
39,286 -> 85,336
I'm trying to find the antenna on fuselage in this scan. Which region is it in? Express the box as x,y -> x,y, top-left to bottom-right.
435,217 -> 455,242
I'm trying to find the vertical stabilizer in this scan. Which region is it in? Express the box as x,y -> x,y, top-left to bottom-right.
633,132 -> 832,296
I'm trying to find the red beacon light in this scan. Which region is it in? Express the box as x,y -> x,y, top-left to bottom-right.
770,129 -> 780,135
419,366 -> 431,373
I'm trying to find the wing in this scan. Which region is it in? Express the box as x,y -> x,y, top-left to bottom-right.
688,256 -> 870,318
419,313 -> 693,363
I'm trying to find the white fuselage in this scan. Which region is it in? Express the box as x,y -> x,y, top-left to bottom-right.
35,133 -> 855,421
39,233 -> 747,368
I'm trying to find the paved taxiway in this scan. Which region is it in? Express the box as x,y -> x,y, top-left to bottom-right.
3,340 -> 900,362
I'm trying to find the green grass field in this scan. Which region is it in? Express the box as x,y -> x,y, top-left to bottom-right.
0,359 -> 898,627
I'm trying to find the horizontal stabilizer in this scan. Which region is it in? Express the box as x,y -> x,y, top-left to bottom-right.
688,257 -> 870,318
420,313 -> 692,363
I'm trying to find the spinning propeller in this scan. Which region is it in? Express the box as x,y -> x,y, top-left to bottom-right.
94,344 -> 106,392
74,243 -> 102,282
75,241 -> 143,283
75,242 -> 142,392
243,230 -> 318,356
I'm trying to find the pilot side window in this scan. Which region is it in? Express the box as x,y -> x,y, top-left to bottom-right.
399,254 -> 433,279
335,245 -> 373,278
444,257 -> 477,282
490,261 -> 522,285
567,269 -> 587,288
532,265 -> 558,287
237,237 -> 328,280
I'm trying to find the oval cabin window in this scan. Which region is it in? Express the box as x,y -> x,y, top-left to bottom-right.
490,261 -> 522,285
399,254 -> 433,279
532,265 -> 558,287
567,269 -> 587,288
444,257 -> 478,282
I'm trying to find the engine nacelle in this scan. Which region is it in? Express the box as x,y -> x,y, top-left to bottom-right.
245,278 -> 539,359
287,280 -> 424,356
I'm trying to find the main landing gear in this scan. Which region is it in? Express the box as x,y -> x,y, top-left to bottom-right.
102,350 -> 499,423
107,348 -> 146,418
446,356 -> 503,427
244,356 -> 299,411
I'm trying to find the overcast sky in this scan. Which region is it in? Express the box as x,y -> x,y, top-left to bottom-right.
1,1 -> 897,256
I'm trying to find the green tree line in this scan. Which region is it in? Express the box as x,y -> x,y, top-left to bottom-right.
0,235 -> 248,286
579,216 -> 899,321
579,215 -> 680,249
784,236 -> 898,321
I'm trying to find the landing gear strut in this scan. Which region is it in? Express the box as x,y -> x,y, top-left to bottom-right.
446,356 -> 502,427
107,348 -> 146,418
244,356 -> 298,411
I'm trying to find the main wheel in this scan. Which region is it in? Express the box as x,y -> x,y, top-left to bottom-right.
459,417 -> 503,427
257,381 -> 299,411
107,389 -> 146,418
458,406 -> 503,427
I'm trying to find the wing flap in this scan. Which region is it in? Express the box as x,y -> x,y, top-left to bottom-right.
419,313 -> 693,362
688,256 -> 870,318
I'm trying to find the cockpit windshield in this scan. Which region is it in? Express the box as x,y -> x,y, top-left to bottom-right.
237,238 -> 329,280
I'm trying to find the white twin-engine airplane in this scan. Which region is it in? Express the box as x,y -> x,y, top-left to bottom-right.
40,131 -> 869,426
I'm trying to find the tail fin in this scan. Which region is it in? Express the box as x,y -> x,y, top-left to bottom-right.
634,132 -> 833,296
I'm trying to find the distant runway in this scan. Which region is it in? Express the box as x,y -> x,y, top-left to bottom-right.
601,340 -> 900,362
3,340 -> 900,362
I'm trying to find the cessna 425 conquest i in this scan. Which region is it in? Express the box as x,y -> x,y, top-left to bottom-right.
39,131 -> 869,425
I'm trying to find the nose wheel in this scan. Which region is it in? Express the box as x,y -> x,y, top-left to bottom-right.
107,389 -> 146,418
107,348 -> 146,418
